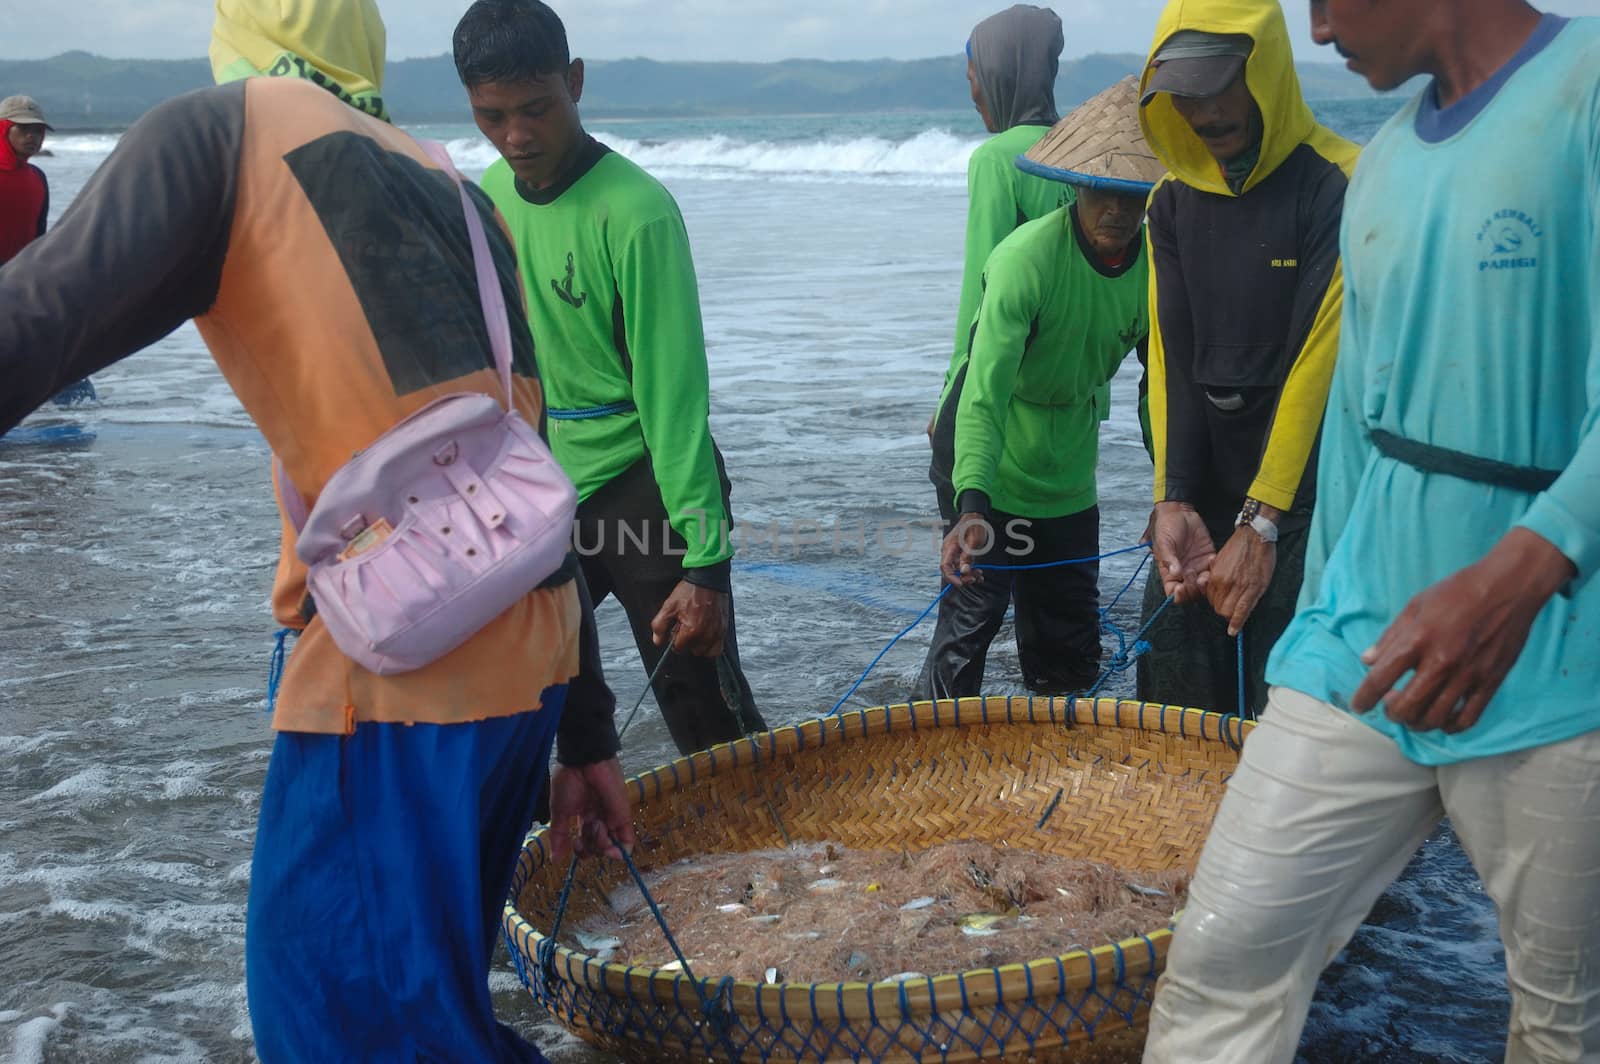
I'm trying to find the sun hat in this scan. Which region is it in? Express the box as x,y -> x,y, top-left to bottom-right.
1015,76 -> 1167,195
0,96 -> 53,130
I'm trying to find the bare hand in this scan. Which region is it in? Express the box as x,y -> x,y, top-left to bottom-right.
1150,502 -> 1216,604
1353,528 -> 1574,734
650,580 -> 728,657
1206,525 -> 1277,637
547,758 -> 636,863
940,513 -> 994,587
926,411 -> 937,442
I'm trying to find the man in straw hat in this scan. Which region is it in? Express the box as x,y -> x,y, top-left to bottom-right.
0,0 -> 633,1058
931,5 -> 1113,442
915,76 -> 1159,701
1145,1 -> 1600,1060
1135,0 -> 1358,721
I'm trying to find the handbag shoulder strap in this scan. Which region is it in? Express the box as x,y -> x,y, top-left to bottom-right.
419,138 -> 516,408
274,140 -> 517,532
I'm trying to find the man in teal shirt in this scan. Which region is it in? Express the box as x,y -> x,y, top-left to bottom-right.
454,0 -> 764,756
1145,2 -> 1600,1060
915,78 -> 1157,700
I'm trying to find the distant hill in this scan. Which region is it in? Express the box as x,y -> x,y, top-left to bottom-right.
0,50 -> 1373,129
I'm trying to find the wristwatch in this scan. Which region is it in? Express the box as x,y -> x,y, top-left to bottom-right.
1235,498 -> 1279,544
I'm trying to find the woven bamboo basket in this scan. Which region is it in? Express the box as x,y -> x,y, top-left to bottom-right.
504,696 -> 1252,1063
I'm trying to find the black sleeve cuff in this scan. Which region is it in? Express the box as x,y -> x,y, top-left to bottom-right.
555,572 -> 622,767
957,489 -> 992,517
1161,482 -> 1200,506
682,559 -> 733,593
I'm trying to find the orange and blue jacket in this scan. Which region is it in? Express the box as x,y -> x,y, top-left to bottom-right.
0,77 -> 614,758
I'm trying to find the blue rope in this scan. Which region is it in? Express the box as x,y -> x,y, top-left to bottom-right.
1227,630 -> 1248,752
617,644 -> 677,741
825,542 -> 1159,717
1083,590 -> 1174,699
1088,550 -> 1154,683
265,628 -> 295,715
826,585 -> 952,716
536,856 -> 583,984
1105,548 -> 1153,613
544,846 -> 736,1050
971,540 -> 1155,573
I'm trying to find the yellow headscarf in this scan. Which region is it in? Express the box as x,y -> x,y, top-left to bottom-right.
211,0 -> 390,122
1138,0 -> 1313,197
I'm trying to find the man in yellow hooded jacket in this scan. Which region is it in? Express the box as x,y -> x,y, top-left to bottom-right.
1135,0 -> 1357,719
0,1 -> 633,1059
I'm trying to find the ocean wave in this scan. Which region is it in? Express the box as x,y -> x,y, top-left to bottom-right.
45,127 -> 979,186
25,764 -> 118,805
6,1005 -> 71,1064
446,128 -> 980,185
43,134 -> 122,154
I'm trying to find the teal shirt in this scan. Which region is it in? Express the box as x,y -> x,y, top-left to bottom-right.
950,206 -> 1148,517
1267,16 -> 1600,764
482,143 -> 732,572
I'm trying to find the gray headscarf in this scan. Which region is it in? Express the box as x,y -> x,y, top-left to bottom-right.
967,5 -> 1064,130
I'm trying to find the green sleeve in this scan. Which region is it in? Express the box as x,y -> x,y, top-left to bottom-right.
615,212 -> 734,575
950,147 -> 1020,376
952,245 -> 1044,511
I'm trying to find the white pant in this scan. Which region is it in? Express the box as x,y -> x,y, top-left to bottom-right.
1144,687 -> 1600,1064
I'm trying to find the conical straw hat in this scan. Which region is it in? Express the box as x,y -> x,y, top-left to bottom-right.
1016,75 -> 1167,193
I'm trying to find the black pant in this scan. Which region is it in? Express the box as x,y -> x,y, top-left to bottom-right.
575,454 -> 765,755
1134,520 -> 1308,718
912,504 -> 1104,701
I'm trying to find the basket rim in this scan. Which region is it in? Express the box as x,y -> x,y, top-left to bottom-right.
504,695 -> 1252,1019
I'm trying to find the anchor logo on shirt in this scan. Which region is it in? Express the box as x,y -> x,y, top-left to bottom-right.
1118,315 -> 1143,350
551,252 -> 588,308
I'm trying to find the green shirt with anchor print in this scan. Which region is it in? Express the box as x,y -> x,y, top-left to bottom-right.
944,204 -> 1149,518
481,139 -> 733,573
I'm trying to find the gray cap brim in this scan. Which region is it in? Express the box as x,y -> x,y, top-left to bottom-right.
1140,54 -> 1245,105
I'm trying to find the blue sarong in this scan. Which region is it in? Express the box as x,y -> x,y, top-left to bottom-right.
246,688 -> 566,1062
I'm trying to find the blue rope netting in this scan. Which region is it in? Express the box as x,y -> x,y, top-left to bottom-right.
504,539 -> 1252,1062
825,541 -> 1228,718
521,840 -> 1160,1063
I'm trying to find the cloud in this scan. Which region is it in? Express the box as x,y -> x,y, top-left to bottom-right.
6,1 -> 1600,64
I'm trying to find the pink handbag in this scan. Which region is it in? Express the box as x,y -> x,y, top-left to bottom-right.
275,140 -> 577,676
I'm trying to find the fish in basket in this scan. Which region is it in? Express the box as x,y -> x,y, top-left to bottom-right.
503,696 -> 1252,1063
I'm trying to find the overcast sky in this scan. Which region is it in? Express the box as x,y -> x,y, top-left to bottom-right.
8,2 -> 1600,64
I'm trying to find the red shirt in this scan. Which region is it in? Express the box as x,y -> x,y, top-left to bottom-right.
0,119 -> 49,265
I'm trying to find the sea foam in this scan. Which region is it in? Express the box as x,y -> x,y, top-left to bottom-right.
444,128 -> 980,186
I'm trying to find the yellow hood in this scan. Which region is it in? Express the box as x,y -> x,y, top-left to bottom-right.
1138,0 -> 1313,196
211,0 -> 389,122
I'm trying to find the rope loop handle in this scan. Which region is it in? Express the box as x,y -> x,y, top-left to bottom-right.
265,627 -> 297,715
544,843 -> 740,1050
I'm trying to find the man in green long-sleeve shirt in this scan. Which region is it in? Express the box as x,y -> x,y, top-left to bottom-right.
949,6 -> 1072,383
930,6 -> 1110,440
916,78 -> 1160,700
455,0 -> 763,755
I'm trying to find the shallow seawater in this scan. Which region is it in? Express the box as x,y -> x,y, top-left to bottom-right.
2,97 -> 1510,1063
